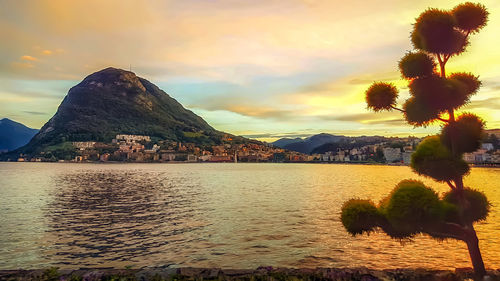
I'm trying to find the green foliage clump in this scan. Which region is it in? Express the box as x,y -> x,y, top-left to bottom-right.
411,9 -> 467,55
448,72 -> 481,96
43,141 -> 79,160
407,75 -> 444,111
42,267 -> 60,281
399,52 -> 436,79
379,180 -> 443,237
341,199 -> 381,236
411,136 -> 469,182
403,97 -> 440,127
452,2 -> 489,33
408,75 -> 471,112
340,180 -> 465,240
443,188 -> 490,223
183,131 -> 204,138
441,113 -> 485,153
365,82 -> 398,112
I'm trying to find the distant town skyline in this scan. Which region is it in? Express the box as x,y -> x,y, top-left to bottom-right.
1,0 -> 499,142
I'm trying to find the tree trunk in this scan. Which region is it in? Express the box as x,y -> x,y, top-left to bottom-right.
465,226 -> 486,279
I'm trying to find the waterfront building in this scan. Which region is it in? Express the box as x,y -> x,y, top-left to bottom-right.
482,143 -> 494,151
383,147 -> 402,163
402,151 -> 413,165
161,153 -> 176,161
187,154 -> 197,162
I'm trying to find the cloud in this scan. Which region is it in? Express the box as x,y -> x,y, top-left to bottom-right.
348,73 -> 400,85
226,105 -> 297,119
20,55 -> 38,61
466,97 -> 500,110
320,112 -> 406,126
1,0 -> 499,137
23,111 -> 46,115
241,132 -> 313,139
190,98 -> 301,120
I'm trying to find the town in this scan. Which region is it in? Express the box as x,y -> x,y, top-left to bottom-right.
13,131 -> 500,166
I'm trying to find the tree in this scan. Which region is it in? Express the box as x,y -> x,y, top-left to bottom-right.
340,3 -> 490,278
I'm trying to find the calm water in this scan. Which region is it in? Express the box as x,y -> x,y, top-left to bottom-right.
0,163 -> 498,270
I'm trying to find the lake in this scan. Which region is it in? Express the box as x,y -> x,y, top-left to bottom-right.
0,163 -> 498,270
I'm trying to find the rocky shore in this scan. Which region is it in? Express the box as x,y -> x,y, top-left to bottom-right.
1,267 -> 500,281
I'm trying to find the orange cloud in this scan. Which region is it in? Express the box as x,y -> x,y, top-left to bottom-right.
20,55 -> 38,61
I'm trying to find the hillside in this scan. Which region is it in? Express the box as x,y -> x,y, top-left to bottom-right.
0,118 -> 38,152
272,133 -> 344,154
18,67 -> 224,154
273,133 -> 418,154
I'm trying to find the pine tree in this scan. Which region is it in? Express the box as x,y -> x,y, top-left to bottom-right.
340,2 -> 490,278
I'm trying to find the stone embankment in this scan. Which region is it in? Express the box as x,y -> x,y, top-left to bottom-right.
1,267 -> 499,281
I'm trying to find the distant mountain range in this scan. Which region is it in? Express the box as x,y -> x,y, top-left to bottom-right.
273,129 -> 500,155
272,133 -> 412,154
272,133 -> 344,154
0,118 -> 38,152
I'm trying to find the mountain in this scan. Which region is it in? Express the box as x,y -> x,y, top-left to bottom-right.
271,137 -> 303,148
273,133 -> 344,154
273,133 -> 412,154
0,118 -> 38,152
310,136 -> 392,154
18,67 -> 223,154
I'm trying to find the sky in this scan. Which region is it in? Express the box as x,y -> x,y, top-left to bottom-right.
1,0 -> 499,142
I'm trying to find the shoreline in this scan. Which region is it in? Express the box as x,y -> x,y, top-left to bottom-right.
1,160 -> 499,168
1,267 -> 499,281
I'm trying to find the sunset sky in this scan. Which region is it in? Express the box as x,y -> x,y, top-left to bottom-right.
1,0 -> 499,141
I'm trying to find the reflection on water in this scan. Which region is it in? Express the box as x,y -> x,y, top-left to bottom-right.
0,163 -> 498,269
46,171 -> 210,268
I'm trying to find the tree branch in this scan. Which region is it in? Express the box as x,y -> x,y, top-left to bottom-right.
442,31 -> 469,65
425,222 -> 468,241
437,54 -> 443,64
448,109 -> 455,122
426,230 -> 465,241
390,105 -> 405,113
454,176 -> 464,190
446,180 -> 456,190
436,54 -> 446,77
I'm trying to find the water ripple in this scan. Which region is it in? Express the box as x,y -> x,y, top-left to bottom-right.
0,163 -> 498,269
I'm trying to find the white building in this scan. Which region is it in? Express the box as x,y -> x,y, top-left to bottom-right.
73,141 -> 96,150
198,155 -> 212,162
481,143 -> 494,151
161,153 -> 176,161
490,152 -> 500,164
383,147 -> 402,163
321,154 -> 330,162
402,151 -> 413,165
144,144 -> 160,153
114,134 -> 151,143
